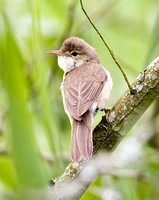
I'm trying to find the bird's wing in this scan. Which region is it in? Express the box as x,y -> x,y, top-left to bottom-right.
64,64 -> 107,120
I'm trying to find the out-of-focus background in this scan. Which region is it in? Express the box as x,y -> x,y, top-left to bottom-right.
0,0 -> 159,199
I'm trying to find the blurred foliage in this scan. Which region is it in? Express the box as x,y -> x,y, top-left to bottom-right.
0,0 -> 159,199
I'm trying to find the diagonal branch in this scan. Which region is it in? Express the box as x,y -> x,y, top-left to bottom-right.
51,57 -> 159,199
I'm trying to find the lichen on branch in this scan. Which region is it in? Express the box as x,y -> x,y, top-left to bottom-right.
93,56 -> 159,153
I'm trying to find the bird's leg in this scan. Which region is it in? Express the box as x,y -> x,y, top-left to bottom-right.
100,107 -> 111,113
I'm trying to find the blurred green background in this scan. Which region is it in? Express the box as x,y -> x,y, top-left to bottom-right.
0,0 -> 159,199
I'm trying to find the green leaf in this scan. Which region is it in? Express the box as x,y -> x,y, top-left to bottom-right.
0,11 -> 49,191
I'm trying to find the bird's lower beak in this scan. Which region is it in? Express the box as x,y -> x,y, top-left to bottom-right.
47,50 -> 70,57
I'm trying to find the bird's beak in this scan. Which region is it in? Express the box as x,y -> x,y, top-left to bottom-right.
47,50 -> 71,57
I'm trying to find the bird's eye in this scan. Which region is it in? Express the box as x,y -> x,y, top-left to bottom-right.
72,51 -> 78,57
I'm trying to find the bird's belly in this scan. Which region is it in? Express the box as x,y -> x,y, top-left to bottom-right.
90,70 -> 112,115
96,82 -> 110,109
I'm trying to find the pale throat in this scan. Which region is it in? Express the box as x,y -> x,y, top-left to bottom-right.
58,56 -> 84,73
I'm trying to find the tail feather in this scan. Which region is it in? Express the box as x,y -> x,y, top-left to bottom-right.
71,121 -> 81,162
87,130 -> 93,158
77,120 -> 89,160
71,112 -> 93,162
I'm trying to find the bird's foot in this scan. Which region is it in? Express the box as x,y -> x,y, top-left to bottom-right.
100,107 -> 111,122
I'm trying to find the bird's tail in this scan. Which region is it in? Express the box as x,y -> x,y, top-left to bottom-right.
71,112 -> 93,162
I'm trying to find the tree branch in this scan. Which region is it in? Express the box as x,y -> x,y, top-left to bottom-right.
51,57 -> 159,199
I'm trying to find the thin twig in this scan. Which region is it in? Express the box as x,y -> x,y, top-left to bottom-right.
73,0 -> 117,34
79,0 -> 134,94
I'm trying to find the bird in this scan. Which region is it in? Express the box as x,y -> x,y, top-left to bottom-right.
47,37 -> 112,162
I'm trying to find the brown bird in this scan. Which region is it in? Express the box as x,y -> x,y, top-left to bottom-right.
47,37 -> 112,162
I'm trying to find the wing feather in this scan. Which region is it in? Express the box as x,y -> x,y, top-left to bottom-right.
63,63 -> 107,120
77,81 -> 104,116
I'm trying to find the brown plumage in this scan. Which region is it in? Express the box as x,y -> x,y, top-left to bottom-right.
48,37 -> 112,162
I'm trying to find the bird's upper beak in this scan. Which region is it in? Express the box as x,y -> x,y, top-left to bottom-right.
47,50 -> 71,57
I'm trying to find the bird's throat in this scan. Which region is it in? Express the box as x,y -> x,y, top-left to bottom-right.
58,56 -> 84,73
58,56 -> 75,73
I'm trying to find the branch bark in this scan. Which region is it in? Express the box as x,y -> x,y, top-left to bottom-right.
51,57 -> 159,200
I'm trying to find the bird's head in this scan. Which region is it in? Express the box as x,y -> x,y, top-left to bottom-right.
47,37 -> 100,73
